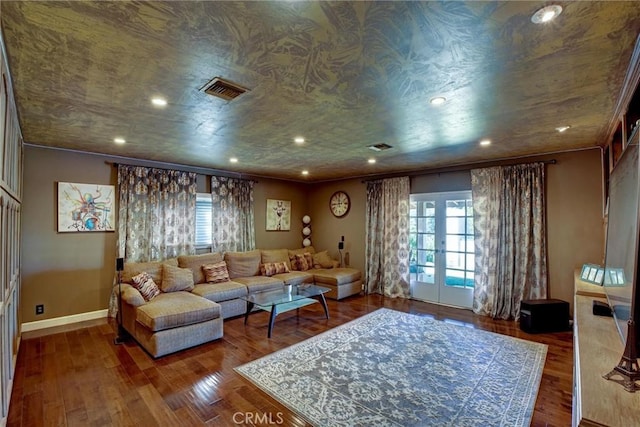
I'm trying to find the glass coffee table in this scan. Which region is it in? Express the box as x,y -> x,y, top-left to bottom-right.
241,284 -> 330,338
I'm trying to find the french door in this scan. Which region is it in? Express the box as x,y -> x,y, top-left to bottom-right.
409,191 -> 474,309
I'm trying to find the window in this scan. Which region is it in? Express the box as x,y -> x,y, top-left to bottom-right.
195,193 -> 212,247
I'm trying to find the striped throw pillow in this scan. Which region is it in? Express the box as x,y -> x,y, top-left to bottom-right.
131,272 -> 161,301
260,262 -> 290,277
202,261 -> 230,284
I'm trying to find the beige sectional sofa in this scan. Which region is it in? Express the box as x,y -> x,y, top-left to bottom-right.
116,247 -> 361,357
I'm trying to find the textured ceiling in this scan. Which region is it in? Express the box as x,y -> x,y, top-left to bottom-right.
1,1 -> 640,182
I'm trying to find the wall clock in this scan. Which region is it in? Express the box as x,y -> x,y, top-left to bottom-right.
329,191 -> 350,218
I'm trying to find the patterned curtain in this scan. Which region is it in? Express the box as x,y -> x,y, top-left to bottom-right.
109,165 -> 197,317
210,176 -> 255,252
365,176 -> 411,297
471,163 -> 548,320
117,165 -> 197,261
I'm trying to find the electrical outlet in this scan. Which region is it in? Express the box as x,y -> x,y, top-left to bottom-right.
36,304 -> 44,315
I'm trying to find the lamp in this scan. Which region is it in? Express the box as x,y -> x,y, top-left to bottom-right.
113,257 -> 129,345
302,215 -> 311,247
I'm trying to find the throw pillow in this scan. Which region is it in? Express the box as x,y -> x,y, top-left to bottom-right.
202,261 -> 230,284
294,253 -> 313,271
260,262 -> 290,277
161,264 -> 195,292
131,272 -> 161,302
313,250 -> 335,269
288,246 -> 316,270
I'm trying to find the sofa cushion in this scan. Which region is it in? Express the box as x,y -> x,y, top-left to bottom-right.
177,252 -> 224,284
311,268 -> 362,286
233,276 -> 283,294
224,250 -> 261,278
161,264 -> 195,293
261,262 -> 290,276
261,249 -> 292,270
202,261 -> 230,283
131,272 -> 161,301
273,271 -> 314,286
192,281 -> 248,302
122,258 -> 178,286
136,292 -> 220,332
312,250 -> 335,269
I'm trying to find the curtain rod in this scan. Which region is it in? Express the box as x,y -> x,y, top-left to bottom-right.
361,158 -> 557,183
105,160 -> 258,183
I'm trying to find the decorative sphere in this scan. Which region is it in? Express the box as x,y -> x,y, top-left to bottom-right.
302,238 -> 311,247
302,226 -> 311,236
302,215 -> 311,224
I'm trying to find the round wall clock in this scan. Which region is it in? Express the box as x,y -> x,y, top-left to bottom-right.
329,191 -> 350,218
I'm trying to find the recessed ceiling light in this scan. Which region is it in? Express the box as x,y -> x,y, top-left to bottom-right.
114,137 -> 126,144
480,139 -> 491,146
301,170 -> 309,176
151,97 -> 167,107
229,157 -> 238,163
430,96 -> 446,106
556,125 -> 571,133
531,5 -> 562,24
294,137 -> 305,144
368,158 -> 376,164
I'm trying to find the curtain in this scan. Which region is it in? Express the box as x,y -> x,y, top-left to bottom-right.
365,176 -> 411,297
210,176 -> 255,252
109,165 -> 198,316
471,162 -> 548,320
117,165 -> 197,261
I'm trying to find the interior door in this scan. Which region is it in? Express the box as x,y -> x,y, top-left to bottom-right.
409,191 -> 474,309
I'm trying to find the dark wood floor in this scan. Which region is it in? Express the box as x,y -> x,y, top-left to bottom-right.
7,294 -> 573,426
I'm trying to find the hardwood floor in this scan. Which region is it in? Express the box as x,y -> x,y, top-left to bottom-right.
7,294 -> 573,426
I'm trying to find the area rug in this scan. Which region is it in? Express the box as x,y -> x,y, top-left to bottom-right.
235,308 -> 547,427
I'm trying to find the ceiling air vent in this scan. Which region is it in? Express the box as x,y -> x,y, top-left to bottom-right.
201,77 -> 249,101
368,143 -> 393,152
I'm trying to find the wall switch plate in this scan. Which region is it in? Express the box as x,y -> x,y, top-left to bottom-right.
36,304 -> 44,315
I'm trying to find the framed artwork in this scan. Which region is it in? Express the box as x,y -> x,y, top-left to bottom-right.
266,199 -> 291,231
602,267 -> 626,286
580,263 -> 605,285
57,182 -> 115,232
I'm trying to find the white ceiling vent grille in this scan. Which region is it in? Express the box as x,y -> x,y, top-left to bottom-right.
368,143 -> 393,152
202,77 -> 249,101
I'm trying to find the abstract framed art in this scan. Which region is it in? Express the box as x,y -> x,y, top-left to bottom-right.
57,182 -> 115,232
266,199 -> 291,231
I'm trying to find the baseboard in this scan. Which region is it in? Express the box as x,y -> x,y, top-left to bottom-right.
21,309 -> 109,332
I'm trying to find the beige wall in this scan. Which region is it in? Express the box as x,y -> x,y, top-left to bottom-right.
309,149 -> 604,314
21,146 -> 310,323
544,149 -> 604,307
308,179 -> 367,274
22,146 -> 118,323
22,145 -> 604,323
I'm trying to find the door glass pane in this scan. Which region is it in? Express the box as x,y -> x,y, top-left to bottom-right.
418,234 -> 435,250
446,217 -> 465,233
466,236 -> 474,253
417,267 -> 435,284
445,268 -> 466,286
422,201 -> 435,216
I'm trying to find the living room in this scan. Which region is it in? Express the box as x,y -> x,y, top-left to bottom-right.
2,1 -> 640,426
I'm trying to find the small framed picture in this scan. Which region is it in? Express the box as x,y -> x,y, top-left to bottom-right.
580,264 -> 605,285
603,267 -> 626,286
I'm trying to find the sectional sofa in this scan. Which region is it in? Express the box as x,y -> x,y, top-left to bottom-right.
116,246 -> 362,357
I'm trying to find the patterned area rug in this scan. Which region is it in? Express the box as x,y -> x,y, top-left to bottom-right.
235,308 -> 547,427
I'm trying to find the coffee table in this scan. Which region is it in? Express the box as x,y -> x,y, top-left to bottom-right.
241,284 -> 330,338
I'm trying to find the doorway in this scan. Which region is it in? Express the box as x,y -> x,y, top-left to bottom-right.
409,191 -> 474,309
